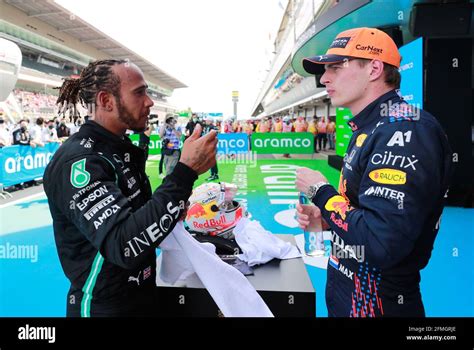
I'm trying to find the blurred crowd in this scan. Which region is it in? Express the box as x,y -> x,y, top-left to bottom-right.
0,113 -> 85,148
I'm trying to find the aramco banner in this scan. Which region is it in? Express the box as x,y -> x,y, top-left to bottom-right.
129,133 -> 249,155
251,132 -> 314,154
0,143 -> 60,187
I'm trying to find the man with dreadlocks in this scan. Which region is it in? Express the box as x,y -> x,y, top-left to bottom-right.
44,59 -> 217,317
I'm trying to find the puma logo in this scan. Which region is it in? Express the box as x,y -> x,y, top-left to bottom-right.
128,271 -> 141,286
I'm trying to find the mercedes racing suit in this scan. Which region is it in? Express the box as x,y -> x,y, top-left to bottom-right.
312,90 -> 453,317
44,121 -> 197,316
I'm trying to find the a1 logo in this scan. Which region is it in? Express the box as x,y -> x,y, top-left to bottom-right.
70,159 -> 91,188
387,131 -> 412,147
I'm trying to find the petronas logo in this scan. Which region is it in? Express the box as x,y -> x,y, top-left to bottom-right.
70,159 -> 90,188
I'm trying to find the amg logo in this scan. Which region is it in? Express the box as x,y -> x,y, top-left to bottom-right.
18,324 -> 55,343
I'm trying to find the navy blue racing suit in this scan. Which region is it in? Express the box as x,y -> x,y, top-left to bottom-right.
312,90 -> 453,317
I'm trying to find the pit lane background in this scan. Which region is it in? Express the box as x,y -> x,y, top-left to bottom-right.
0,157 -> 472,317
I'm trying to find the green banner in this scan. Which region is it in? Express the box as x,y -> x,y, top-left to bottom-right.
251,132 -> 314,154
335,108 -> 353,157
128,134 -> 184,155
178,111 -> 192,117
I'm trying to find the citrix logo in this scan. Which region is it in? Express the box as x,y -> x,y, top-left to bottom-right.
370,151 -> 418,170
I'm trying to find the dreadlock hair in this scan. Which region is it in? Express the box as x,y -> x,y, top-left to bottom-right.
56,59 -> 127,117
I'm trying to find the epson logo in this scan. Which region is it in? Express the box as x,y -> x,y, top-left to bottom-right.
76,186 -> 109,211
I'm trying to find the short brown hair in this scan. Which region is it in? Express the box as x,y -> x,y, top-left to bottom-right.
355,59 -> 401,89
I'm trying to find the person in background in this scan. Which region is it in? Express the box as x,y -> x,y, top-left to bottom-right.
157,121 -> 166,179
43,120 -> 60,143
223,118 -> 234,133
0,115 -> 11,147
29,117 -> 45,148
243,119 -> 253,151
185,113 -> 200,141
138,122 -> 153,161
282,116 -> 293,133
282,116 -> 293,158
307,116 -> 319,153
272,116 -> 283,132
259,117 -> 271,133
159,115 -> 181,176
294,115 -> 308,132
203,116 -> 219,181
232,117 -> 240,133
57,120 -> 71,139
327,116 -> 336,150
316,117 -> 328,151
234,120 -> 243,133
13,120 -> 33,147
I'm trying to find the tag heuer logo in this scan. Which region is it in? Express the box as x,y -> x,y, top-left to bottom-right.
70,159 -> 91,188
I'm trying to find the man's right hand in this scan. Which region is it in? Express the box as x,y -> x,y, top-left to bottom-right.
180,124 -> 217,175
295,202 -> 324,232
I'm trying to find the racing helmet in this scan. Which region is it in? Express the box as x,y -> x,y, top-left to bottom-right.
185,182 -> 247,254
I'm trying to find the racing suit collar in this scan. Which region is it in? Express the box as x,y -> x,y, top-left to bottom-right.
81,120 -> 133,146
347,89 -> 400,131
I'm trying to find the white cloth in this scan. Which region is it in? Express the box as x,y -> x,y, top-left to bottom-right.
159,222 -> 273,317
234,218 -> 301,267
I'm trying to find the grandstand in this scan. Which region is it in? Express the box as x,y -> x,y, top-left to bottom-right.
0,0 -> 186,123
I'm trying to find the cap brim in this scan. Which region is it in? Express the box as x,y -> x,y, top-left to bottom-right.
302,54 -> 351,75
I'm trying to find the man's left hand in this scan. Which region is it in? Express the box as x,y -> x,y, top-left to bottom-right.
295,167 -> 328,196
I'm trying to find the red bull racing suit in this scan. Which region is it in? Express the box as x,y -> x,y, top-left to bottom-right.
312,90 -> 453,317
44,121 -> 197,316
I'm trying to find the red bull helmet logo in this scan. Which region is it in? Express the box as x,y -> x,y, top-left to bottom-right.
184,182 -> 246,237
325,195 -> 352,220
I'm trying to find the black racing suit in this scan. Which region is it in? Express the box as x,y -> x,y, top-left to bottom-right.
44,121 -> 197,317
312,90 -> 453,317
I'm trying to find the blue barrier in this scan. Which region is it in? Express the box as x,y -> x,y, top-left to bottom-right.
0,143 -> 60,187
217,133 -> 249,154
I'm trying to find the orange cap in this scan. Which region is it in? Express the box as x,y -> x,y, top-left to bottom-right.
303,27 -> 401,75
